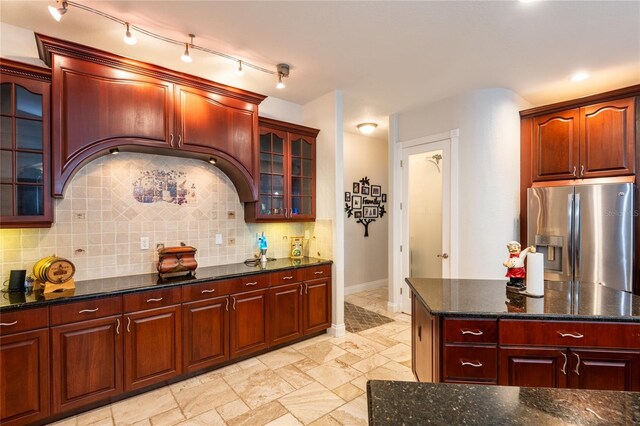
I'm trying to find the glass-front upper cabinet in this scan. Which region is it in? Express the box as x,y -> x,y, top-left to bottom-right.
246,118 -> 319,222
0,60 -> 52,228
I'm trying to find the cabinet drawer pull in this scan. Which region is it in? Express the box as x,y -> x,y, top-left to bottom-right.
178,134 -> 182,147
0,321 -> 18,326
460,329 -> 483,336
418,324 -> 422,341
282,276 -> 294,280
460,360 -> 482,368
169,134 -> 174,146
232,297 -> 236,310
127,317 -> 131,333
560,352 -> 567,375
314,271 -> 324,275
572,166 -> 577,177
146,297 -> 163,303
201,289 -> 216,294
245,281 -> 258,286
225,298 -> 229,311
305,283 -> 308,294
79,308 -> 99,313
116,318 -> 120,335
557,332 -> 583,339
580,165 -> 584,177
574,353 -> 581,375
300,284 -> 303,295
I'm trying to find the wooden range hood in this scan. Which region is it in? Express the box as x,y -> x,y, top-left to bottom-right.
36,34 -> 266,202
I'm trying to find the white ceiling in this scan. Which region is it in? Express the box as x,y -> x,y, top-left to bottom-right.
1,1 -> 639,138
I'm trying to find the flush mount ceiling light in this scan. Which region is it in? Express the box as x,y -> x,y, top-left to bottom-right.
570,71 -> 590,82
123,22 -> 137,45
276,63 -> 289,89
357,123 -> 378,135
45,1 -> 291,87
48,0 -> 68,21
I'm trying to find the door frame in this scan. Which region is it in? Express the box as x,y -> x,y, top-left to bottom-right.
389,128 -> 459,313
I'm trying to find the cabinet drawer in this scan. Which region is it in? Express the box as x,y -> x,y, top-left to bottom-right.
443,345 -> 497,382
0,306 -> 49,335
444,318 -> 497,344
230,274 -> 269,294
301,265 -> 331,281
270,269 -> 301,286
500,320 -> 640,349
123,287 -> 181,312
182,279 -> 235,302
50,296 -> 123,326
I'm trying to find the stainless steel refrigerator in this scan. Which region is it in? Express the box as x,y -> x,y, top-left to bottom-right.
527,183 -> 634,293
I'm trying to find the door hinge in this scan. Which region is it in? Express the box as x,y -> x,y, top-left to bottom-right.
400,160 -> 403,167
400,287 -> 403,295
400,202 -> 402,210
400,245 -> 403,252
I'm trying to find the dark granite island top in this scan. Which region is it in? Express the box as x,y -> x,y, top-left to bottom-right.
1,257 -> 331,311
367,380 -> 640,426
405,278 -> 640,323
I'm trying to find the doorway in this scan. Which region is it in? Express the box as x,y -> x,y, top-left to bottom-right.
394,130 -> 458,313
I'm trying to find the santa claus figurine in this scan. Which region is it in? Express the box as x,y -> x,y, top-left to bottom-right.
503,241 -> 536,291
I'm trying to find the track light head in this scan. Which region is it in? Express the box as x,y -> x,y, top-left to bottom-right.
123,23 -> 137,45
181,34 -> 195,63
48,1 -> 68,21
237,60 -> 244,76
276,63 -> 289,89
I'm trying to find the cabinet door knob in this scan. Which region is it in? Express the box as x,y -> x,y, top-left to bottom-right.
580,165 -> 584,177
573,353 -> 581,375
305,283 -> 308,294
232,297 -> 236,310
127,317 -> 131,333
418,324 -> 422,341
225,298 -> 229,312
460,360 -> 482,368
79,308 -> 99,314
572,166 -> 577,177
116,318 -> 120,335
560,351 -> 567,375
300,284 -> 303,295
169,134 -> 174,147
437,253 -> 449,259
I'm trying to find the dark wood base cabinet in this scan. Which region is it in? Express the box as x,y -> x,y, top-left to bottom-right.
0,264 -> 332,425
411,293 -> 640,392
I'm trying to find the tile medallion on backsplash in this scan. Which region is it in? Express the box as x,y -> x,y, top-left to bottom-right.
132,170 -> 197,205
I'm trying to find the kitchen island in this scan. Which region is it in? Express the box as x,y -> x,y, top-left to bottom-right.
406,278 -> 640,391
367,380 -> 640,426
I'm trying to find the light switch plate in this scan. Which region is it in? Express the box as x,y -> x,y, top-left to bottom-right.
215,234 -> 223,245
140,237 -> 150,250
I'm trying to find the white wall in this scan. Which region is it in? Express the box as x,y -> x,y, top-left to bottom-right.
259,97 -> 304,124
303,91 -> 345,336
344,132 -> 388,292
396,88 -> 530,280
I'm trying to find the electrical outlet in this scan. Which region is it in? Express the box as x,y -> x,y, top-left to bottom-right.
215,234 -> 223,245
140,237 -> 150,250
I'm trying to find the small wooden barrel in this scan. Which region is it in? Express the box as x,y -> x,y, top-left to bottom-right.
33,256 -> 75,284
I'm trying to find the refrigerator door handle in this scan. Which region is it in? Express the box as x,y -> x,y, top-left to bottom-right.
568,193 -> 574,281
574,193 -> 581,281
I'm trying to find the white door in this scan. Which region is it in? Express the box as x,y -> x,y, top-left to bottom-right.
400,138 -> 452,313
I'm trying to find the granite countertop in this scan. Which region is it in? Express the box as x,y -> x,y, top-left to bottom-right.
405,278 -> 640,322
367,380 -> 640,426
0,257 -> 331,311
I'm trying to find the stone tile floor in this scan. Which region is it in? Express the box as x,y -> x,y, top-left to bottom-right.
50,287 -> 414,426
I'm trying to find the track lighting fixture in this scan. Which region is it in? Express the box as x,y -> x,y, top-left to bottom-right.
45,2 -> 292,88
276,63 -> 289,89
357,123 -> 378,135
181,34 -> 194,63
48,0 -> 68,21
123,22 -> 137,45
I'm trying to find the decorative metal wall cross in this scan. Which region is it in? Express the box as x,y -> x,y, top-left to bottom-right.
345,176 -> 387,237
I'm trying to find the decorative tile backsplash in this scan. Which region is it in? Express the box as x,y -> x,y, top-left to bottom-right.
0,153 -> 332,282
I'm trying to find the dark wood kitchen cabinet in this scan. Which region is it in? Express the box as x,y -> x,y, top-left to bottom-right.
269,282 -> 303,347
412,292 -> 437,383
245,117 -> 320,222
302,275 -> 331,334
0,307 -> 50,426
567,349 -> 640,391
229,289 -> 269,358
531,97 -> 636,181
499,347 -> 568,388
36,35 -> 264,202
442,318 -> 498,384
0,59 -> 53,228
182,295 -> 230,373
123,288 -> 182,391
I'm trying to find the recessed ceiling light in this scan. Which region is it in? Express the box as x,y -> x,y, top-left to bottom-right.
570,72 -> 589,82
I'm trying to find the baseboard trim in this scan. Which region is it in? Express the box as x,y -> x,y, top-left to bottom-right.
344,279 -> 387,296
328,323 -> 346,337
387,301 -> 400,313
